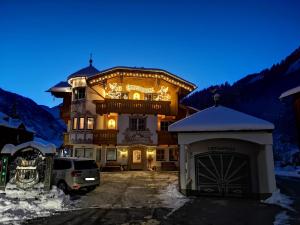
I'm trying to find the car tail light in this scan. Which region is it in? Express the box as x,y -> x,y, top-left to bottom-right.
71,170 -> 82,177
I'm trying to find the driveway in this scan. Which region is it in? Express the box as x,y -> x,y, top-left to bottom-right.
24,172 -> 294,225
72,171 -> 182,209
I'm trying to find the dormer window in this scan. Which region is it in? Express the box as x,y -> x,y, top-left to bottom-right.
73,87 -> 86,100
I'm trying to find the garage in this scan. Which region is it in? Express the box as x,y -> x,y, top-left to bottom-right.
169,105 -> 277,199
195,151 -> 250,197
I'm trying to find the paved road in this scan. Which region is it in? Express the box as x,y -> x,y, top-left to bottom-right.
23,173 -> 300,225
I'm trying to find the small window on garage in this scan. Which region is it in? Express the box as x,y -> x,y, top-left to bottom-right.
106,148 -> 117,161
169,148 -> 179,161
156,149 -> 165,161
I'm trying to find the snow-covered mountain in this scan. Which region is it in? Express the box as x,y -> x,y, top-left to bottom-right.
184,46 -> 300,160
0,88 -> 66,147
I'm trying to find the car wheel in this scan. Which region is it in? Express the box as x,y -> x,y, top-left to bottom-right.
57,181 -> 69,194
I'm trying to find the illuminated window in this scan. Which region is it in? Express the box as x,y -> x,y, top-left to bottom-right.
133,92 -> 140,100
79,117 -> 85,130
108,119 -> 116,129
73,118 -> 78,130
87,117 -> 94,130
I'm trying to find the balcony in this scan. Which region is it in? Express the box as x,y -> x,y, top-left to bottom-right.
157,131 -> 178,145
92,130 -> 118,145
94,99 -> 171,115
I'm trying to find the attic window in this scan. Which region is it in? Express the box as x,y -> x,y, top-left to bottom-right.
73,87 -> 86,100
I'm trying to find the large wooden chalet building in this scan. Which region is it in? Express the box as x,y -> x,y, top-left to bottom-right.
48,60 -> 196,170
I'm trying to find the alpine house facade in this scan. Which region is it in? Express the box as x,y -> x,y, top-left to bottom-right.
48,60 -> 197,171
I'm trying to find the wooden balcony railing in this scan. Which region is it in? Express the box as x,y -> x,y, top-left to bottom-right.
93,130 -> 118,145
157,131 -> 178,145
94,99 -> 171,115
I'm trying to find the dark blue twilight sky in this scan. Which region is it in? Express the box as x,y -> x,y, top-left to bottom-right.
1,0 -> 300,107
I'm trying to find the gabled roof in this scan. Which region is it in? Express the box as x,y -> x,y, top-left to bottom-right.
67,65 -> 100,80
87,66 -> 197,92
279,86 -> 300,99
169,105 -> 274,132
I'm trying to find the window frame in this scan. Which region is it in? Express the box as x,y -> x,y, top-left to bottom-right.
106,148 -> 117,161
129,117 -> 146,131
156,149 -> 165,161
79,117 -> 85,130
72,117 -> 78,130
169,148 -> 179,161
87,117 -> 95,130
73,87 -> 86,100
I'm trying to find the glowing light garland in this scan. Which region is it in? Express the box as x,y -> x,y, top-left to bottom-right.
126,84 -> 154,93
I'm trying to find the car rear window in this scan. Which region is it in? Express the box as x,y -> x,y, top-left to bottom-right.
74,160 -> 98,170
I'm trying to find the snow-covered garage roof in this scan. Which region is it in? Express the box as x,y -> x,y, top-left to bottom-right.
279,86 -> 300,99
169,105 -> 274,132
2,141 -> 56,155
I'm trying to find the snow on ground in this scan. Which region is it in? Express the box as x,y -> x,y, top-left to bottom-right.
262,189 -> 295,225
262,189 -> 294,211
273,211 -> 290,225
158,183 -> 189,216
275,166 -> 300,179
0,183 -> 73,224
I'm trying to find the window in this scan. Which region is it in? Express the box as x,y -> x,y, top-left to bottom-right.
169,148 -> 179,161
160,121 -> 171,131
73,87 -> 86,100
108,119 -> 116,129
156,149 -> 165,161
79,117 -> 85,130
133,92 -> 141,100
74,160 -> 98,170
129,118 -> 146,131
106,148 -> 117,161
145,93 -> 158,101
75,148 -> 85,158
73,118 -> 78,130
87,117 -> 94,130
75,148 -> 94,159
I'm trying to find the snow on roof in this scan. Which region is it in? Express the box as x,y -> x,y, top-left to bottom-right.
169,105 -> 274,132
1,141 -> 56,155
0,112 -> 33,132
47,81 -> 72,93
279,86 -> 300,99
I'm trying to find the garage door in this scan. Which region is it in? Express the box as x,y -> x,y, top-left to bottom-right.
195,152 -> 251,197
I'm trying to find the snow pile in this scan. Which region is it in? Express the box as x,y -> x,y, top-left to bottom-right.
0,183 -> 72,224
275,166 -> 300,179
158,183 -> 189,216
273,211 -> 290,225
262,189 -> 294,211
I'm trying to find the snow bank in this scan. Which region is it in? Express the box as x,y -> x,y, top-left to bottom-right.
262,189 -> 294,211
275,166 -> 300,179
0,183 -> 72,224
273,211 -> 290,225
158,183 -> 189,216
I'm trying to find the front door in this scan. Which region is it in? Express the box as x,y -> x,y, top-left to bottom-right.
129,148 -> 147,170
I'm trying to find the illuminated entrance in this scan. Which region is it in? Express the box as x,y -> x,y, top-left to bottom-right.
128,146 -> 147,170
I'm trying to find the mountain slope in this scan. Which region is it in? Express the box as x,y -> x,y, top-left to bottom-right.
184,46 -> 300,159
0,88 -> 66,147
